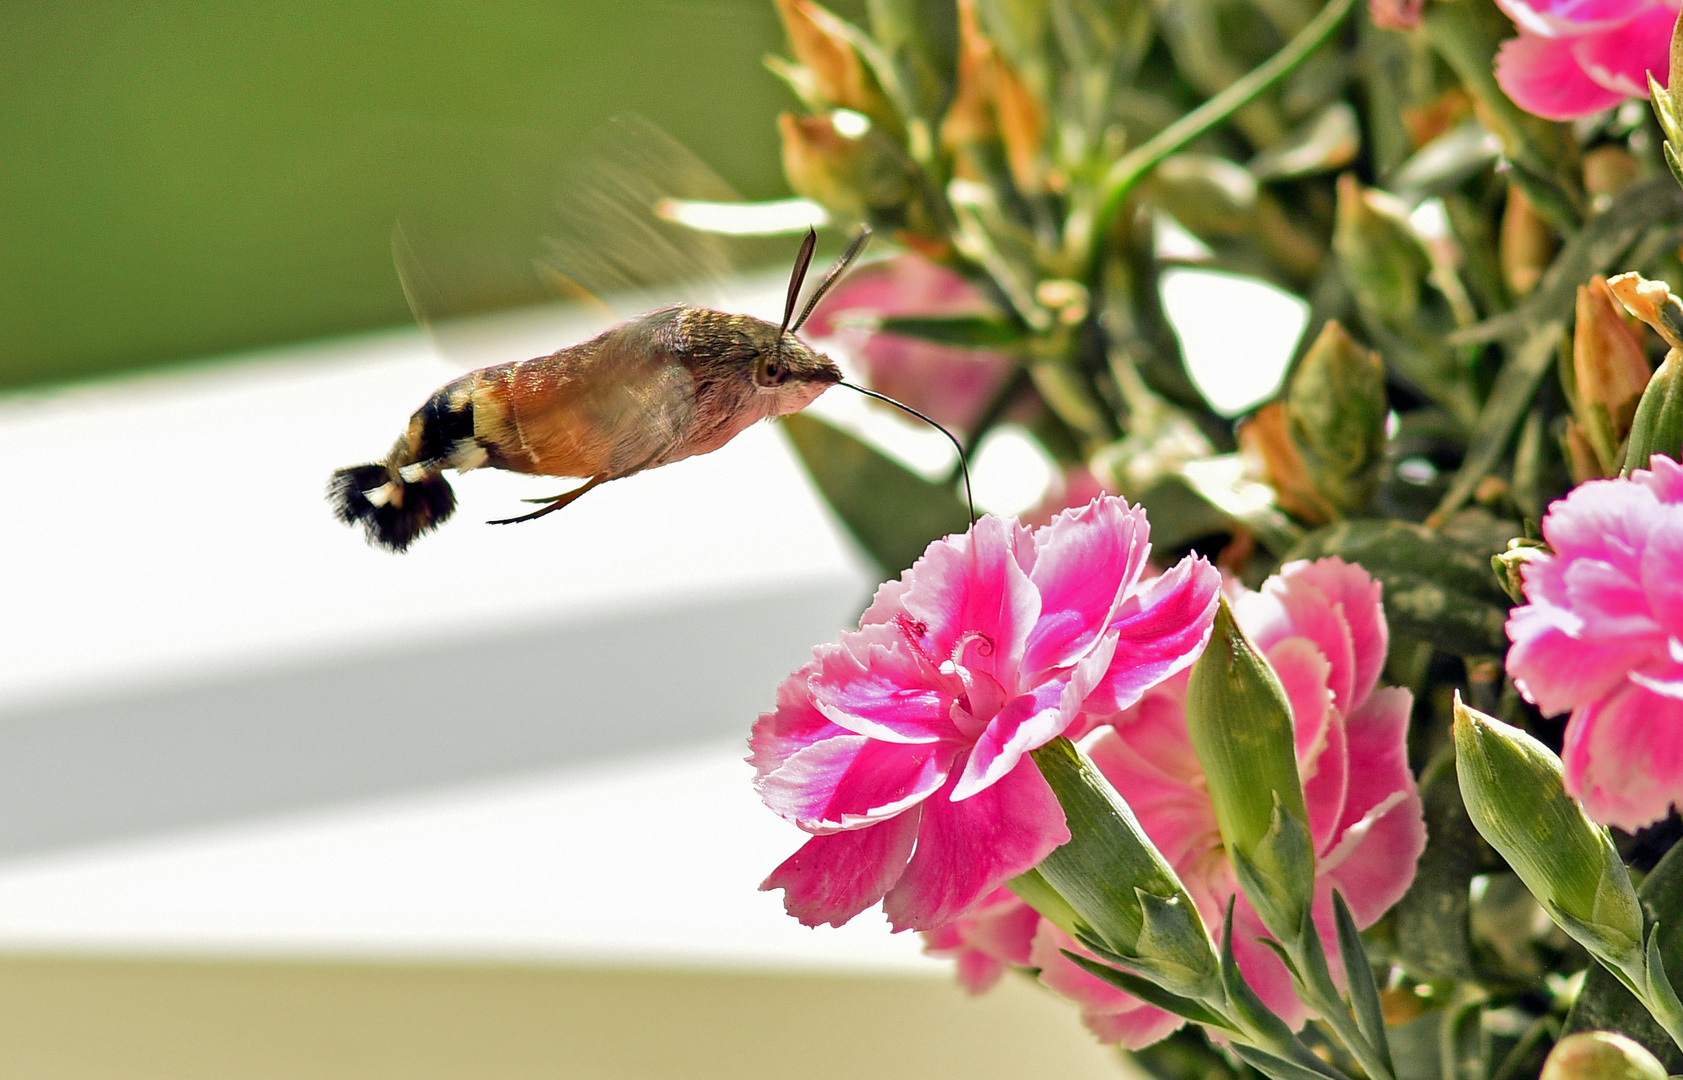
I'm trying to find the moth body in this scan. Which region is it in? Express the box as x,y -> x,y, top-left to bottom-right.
329,304 -> 842,552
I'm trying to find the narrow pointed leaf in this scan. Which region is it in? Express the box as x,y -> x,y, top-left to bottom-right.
1060,952 -> 1233,1030
1334,890 -> 1396,1076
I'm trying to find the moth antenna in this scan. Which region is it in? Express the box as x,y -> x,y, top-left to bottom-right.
793,228 -> 871,333
839,381 -> 976,526
780,228 -> 819,338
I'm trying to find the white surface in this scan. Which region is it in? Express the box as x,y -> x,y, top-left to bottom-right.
0,284 -> 870,716
1159,267 -> 1310,416
0,739 -> 932,972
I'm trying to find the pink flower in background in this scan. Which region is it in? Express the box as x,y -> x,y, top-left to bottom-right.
1505,455 -> 1683,831
922,886 -> 1042,993
1493,0 -> 1677,120
802,253 -> 1016,433
922,558 -> 1426,1045
752,497 -> 1221,932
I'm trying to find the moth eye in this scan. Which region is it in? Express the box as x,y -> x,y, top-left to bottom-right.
760,356 -> 790,387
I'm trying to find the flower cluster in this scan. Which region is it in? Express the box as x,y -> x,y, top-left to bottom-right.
924,558 -> 1425,1046
750,497 -> 1221,931
1505,455 -> 1683,831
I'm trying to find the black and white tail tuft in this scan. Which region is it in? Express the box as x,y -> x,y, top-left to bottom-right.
328,463 -> 456,553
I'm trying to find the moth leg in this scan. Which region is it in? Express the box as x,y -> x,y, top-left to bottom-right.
487,475 -> 606,525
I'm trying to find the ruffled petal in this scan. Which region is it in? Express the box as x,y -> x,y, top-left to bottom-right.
953,682 -> 1068,800
1572,2 -> 1675,96
1286,558 -> 1389,709
756,734 -> 953,832
1021,498 -> 1150,677
884,758 -> 1070,930
1636,453 -> 1683,502
1086,556 -> 1222,715
1640,504 -> 1683,643
1505,598 -> 1658,716
1321,687 -> 1426,924
808,634 -> 954,743
1563,681 -> 1683,830
1083,723 -> 1222,871
1496,0 -> 1659,36
898,515 -> 1041,691
761,811 -> 922,928
1239,567 -> 1357,712
748,666 -> 847,777
1495,31 -> 1627,119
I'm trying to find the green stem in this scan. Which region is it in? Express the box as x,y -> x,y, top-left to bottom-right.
1081,0 -> 1357,272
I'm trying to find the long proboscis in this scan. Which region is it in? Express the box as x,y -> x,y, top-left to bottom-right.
839,381 -> 977,526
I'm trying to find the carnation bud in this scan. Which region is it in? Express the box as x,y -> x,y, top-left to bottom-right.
1028,737 -> 1220,997
771,0 -> 897,133
778,110 -> 917,222
941,0 -> 1046,193
1185,599 -> 1315,940
1334,173 -> 1432,328
1452,696 -> 1645,972
1239,402 -> 1336,526
1287,320 -> 1388,517
1541,1032 -> 1669,1080
1500,185 -> 1556,298
1625,352 -> 1683,474
1491,536 -> 1550,604
1573,276 -> 1653,474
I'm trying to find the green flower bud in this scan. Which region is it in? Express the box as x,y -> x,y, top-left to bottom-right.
778,110 -> 917,223
1646,7 -> 1683,188
1541,1032 -> 1669,1080
1029,737 -> 1219,997
1453,697 -> 1645,971
1492,537 -> 1551,605
1333,173 -> 1431,329
1186,598 -> 1315,939
1625,351 -> 1683,474
1287,320 -> 1388,517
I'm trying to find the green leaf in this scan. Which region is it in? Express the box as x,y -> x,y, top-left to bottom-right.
1434,175 -> 1683,521
1231,1044 -> 1352,1080
1565,842 -> 1683,1070
1334,890 -> 1396,1077
876,314 -> 1029,347
1285,519 -> 1513,656
1060,952 -> 1233,1030
780,413 -> 971,578
1394,755 -> 1490,981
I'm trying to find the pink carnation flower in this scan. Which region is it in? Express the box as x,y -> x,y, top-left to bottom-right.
751,497 -> 1222,932
924,559 -> 1427,1046
1505,455 -> 1683,831
1494,0 -> 1677,120
802,253 -> 1016,433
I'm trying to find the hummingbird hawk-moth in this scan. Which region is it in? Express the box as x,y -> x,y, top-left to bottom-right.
328,226 -> 870,552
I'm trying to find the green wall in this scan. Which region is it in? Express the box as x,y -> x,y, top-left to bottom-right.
0,1 -> 834,390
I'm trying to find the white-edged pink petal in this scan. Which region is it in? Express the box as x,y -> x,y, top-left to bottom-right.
1085,556 -> 1222,714
761,810 -> 922,928
883,759 -> 1070,931
755,734 -> 953,832
1021,498 -> 1149,677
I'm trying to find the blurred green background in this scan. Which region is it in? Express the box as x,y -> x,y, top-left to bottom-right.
0,0 -> 865,391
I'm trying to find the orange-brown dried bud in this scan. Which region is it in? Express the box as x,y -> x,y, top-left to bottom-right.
773,0 -> 874,115
1573,275 -> 1653,471
1563,418 -> 1605,483
1238,402 -> 1337,525
1500,185 -> 1555,298
940,0 -> 1046,193
1607,271 -> 1683,349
